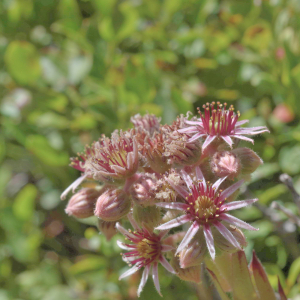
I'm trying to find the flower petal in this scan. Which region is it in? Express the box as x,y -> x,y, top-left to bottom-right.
117,240 -> 132,251
195,166 -> 206,190
119,264 -> 140,280
202,135 -> 216,150
189,133 -> 206,143
166,177 -> 189,199
155,215 -> 193,230
137,265 -> 150,297
180,170 -> 194,192
175,221 -> 200,255
219,213 -> 258,231
127,213 -> 140,231
214,221 -> 241,250
60,174 -> 87,200
219,180 -> 244,202
161,244 -> 174,252
203,224 -> 215,260
221,136 -> 233,148
235,120 -> 249,127
221,198 -> 258,211
116,222 -> 136,240
152,262 -> 162,296
212,176 -> 227,191
233,135 -> 254,144
160,255 -> 175,274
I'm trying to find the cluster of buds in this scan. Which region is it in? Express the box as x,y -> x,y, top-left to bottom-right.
62,102 -> 276,297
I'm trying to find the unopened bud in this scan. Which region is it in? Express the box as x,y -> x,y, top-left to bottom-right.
232,148 -> 263,175
94,188 -> 131,221
211,151 -> 241,180
214,225 -> 247,253
170,253 -> 201,283
130,174 -> 156,206
179,230 -> 206,268
98,220 -> 117,241
65,188 -> 101,219
132,205 -> 161,230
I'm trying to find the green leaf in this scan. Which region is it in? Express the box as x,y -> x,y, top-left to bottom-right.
13,184 -> 37,221
5,41 -> 41,85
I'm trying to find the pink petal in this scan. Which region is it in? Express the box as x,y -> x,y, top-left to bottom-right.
161,244 -> 174,252
137,265 -> 150,297
176,221 -> 200,254
178,127 -> 199,134
221,135 -> 233,148
152,262 -> 162,296
117,240 -> 132,251
116,222 -> 136,239
212,176 -> 227,191
202,135 -> 216,150
204,224 -> 215,260
60,174 -> 87,200
155,215 -> 193,230
160,255 -> 175,274
166,178 -> 189,199
233,135 -> 254,144
221,198 -> 258,211
235,126 -> 269,133
180,170 -> 194,191
219,180 -> 244,202
119,264 -> 140,280
219,214 -> 258,231
127,213 -> 140,231
188,132 -> 206,143
185,120 -> 203,126
235,120 -> 249,127
214,221 -> 241,250
195,167 -> 206,190
158,230 -> 170,239
156,202 -> 188,210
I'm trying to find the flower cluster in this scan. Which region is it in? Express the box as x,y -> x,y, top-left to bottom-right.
62,103 -> 269,297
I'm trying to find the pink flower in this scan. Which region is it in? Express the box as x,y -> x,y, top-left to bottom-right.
178,102 -> 269,150
155,167 -> 258,260
116,216 -> 174,297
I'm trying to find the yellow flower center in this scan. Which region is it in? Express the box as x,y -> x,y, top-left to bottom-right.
137,238 -> 160,260
194,195 -> 218,220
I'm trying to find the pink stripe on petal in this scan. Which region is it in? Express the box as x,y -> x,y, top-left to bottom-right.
181,170 -> 194,191
119,265 -> 140,280
127,213 -> 140,231
219,180 -> 244,202
221,198 -> 258,211
233,135 -> 254,144
160,255 -> 175,274
178,127 -> 199,133
152,262 -> 162,296
176,221 -> 200,254
212,176 -> 227,191
219,214 -> 258,231
185,120 -> 203,126
189,133 -> 205,143
214,221 -> 241,250
137,265 -> 150,297
202,135 -> 216,150
156,202 -> 188,210
155,215 -> 192,230
116,223 -> 136,239
195,167 -> 206,190
221,136 -> 233,148
166,178 -> 189,199
204,225 -> 215,260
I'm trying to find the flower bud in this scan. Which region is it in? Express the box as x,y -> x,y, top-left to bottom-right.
130,174 -> 156,206
94,188 -> 131,221
232,148 -> 263,175
211,151 -> 241,180
170,253 -> 201,283
98,220 -> 117,241
214,225 -> 247,253
132,205 -> 161,230
179,230 -> 206,268
65,188 -> 101,219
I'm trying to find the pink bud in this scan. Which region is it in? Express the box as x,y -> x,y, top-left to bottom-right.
232,148 -> 263,175
98,220 -> 117,241
211,151 -> 241,180
94,188 -> 131,221
132,205 -> 161,230
130,174 -> 156,206
65,188 -> 101,219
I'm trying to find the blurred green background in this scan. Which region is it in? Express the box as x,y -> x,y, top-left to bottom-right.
1,0 -> 300,299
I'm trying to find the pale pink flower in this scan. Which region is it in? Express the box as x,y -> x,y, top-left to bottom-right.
155,167 -> 258,260
178,102 -> 269,150
116,216 -> 174,297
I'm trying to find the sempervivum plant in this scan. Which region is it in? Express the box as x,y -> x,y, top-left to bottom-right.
61,102 -> 286,299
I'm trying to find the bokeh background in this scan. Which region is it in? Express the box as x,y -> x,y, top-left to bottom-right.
1,0 -> 300,299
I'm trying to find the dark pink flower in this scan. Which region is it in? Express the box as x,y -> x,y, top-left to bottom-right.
178,102 -> 269,150
155,167 -> 258,260
116,216 -> 174,297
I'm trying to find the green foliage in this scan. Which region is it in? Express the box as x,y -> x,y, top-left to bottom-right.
1,0 -> 300,299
